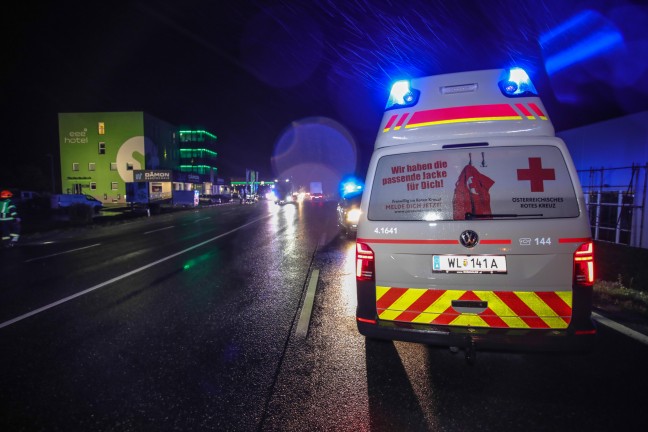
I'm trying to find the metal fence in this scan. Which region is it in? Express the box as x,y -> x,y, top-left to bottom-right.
579,163 -> 647,248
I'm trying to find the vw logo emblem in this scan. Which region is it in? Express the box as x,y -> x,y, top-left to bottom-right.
460,230 -> 479,248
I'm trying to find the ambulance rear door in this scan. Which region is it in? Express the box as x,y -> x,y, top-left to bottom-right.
358,136 -> 592,331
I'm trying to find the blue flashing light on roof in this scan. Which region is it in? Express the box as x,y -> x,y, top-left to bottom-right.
498,68 -> 538,97
385,80 -> 420,110
340,177 -> 364,198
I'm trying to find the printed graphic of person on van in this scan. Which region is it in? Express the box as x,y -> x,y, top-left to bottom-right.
452,163 -> 494,220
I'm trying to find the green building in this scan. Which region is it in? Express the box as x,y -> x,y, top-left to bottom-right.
58,112 -> 220,204
176,129 -> 219,193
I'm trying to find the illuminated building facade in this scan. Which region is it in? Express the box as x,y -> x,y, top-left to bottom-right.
176,129 -> 219,194
57,112 -> 221,203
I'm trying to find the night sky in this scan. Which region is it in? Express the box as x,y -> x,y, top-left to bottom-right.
2,0 -> 648,191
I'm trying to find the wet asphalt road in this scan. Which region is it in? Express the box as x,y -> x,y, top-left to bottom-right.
1,201 -> 647,431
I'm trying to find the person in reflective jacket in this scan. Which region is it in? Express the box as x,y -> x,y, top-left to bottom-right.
0,190 -> 20,246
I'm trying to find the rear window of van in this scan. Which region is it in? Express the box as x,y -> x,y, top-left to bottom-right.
368,145 -> 580,221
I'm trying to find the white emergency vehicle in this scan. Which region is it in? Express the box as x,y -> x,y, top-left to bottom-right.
356,68 -> 595,361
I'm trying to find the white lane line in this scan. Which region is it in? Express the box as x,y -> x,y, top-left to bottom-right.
593,312 -> 648,346
1,214 -> 271,330
295,269 -> 320,338
193,217 -> 211,223
24,243 -> 102,263
144,226 -> 175,235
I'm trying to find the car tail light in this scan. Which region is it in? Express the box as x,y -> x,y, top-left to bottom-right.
356,242 -> 375,281
573,241 -> 594,286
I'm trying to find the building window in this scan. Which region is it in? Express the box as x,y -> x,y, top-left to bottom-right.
72,163 -> 79,171
98,122 -> 105,135
126,163 -> 133,170
111,182 -> 118,190
110,162 -> 117,171
90,182 -> 97,190
89,162 -> 96,171
99,142 -> 106,154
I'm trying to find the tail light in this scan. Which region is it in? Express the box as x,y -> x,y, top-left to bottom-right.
573,241 -> 594,286
356,242 -> 375,281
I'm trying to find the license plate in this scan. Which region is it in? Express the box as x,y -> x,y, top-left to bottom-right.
433,255 -> 507,274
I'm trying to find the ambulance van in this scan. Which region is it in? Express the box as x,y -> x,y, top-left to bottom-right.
355,68 -> 595,358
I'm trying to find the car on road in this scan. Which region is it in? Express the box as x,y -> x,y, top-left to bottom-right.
337,193 -> 362,237
50,194 -> 103,212
200,194 -> 231,204
274,192 -> 297,206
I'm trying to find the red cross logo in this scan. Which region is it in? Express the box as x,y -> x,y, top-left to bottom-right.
517,157 -> 555,192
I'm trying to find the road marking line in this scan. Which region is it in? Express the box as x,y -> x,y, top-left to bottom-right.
24,243 -> 102,263
296,269 -> 319,338
193,217 -> 211,223
593,312 -> 648,346
144,226 -> 175,235
1,214 -> 271,330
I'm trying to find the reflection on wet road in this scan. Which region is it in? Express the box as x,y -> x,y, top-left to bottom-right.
0,201 -> 646,431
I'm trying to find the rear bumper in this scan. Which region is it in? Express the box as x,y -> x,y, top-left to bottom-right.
357,318 -> 596,352
338,220 -> 358,235
356,280 -> 596,352
344,223 -> 358,233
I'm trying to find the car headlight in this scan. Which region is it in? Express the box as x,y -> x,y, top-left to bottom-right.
346,208 -> 361,224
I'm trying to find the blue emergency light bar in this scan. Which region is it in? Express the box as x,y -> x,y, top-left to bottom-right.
385,80 -> 420,110
340,177 -> 364,197
498,67 -> 538,97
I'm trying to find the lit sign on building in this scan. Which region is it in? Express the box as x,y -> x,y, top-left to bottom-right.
133,170 -> 172,182
64,128 -> 89,144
